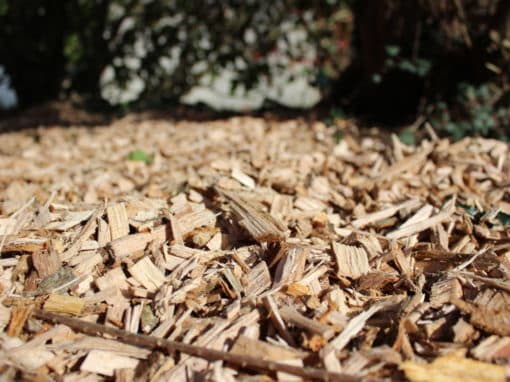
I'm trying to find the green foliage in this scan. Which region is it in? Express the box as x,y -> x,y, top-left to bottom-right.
371,73 -> 382,84
0,0 -> 354,108
458,203 -> 510,227
457,203 -> 482,220
498,212 -> 510,226
64,34 -> 83,65
397,129 -> 416,146
81,0 -> 353,107
385,45 -> 400,57
374,44 -> 431,81
430,83 -> 509,140
0,0 -> 7,16
363,1 -> 510,140
127,149 -> 153,164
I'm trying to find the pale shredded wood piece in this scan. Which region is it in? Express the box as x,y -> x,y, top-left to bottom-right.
386,211 -> 451,239
401,353 -> 505,382
279,305 -> 335,340
332,242 -> 370,279
107,224 -> 167,258
43,294 -> 85,315
243,261 -> 271,296
128,256 -> 166,293
81,350 -> 139,377
106,203 -> 130,240
322,301 -> 392,355
46,210 -> 95,231
231,335 -> 307,361
60,208 -> 103,261
351,199 -> 421,228
218,188 -> 286,242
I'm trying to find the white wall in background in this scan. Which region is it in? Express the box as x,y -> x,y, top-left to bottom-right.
0,66 -> 18,109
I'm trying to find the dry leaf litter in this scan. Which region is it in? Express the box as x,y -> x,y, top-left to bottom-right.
0,116 -> 509,381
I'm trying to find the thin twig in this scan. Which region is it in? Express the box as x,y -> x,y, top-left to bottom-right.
33,309 -> 360,382
452,271 -> 510,294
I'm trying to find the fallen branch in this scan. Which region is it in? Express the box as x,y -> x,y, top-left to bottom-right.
33,309 -> 360,382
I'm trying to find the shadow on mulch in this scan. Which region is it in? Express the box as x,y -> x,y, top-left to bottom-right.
0,100 -> 332,133
0,101 -> 111,133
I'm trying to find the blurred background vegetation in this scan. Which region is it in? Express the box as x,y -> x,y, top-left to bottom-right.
0,0 -> 509,140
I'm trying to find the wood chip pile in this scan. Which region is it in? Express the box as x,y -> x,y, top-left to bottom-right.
0,116 -> 509,381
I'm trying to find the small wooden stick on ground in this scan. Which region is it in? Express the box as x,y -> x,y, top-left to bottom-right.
32,309 -> 360,382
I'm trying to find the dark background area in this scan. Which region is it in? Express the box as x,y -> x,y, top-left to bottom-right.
1,0 -> 510,139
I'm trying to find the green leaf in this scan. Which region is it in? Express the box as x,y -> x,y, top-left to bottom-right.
398,129 -> 416,146
385,45 -> 400,57
398,60 -> 417,74
497,212 -> 510,226
64,34 -> 83,64
415,58 -> 432,77
127,150 -> 153,164
330,107 -> 345,119
0,0 -> 7,16
372,73 -> 382,84
384,58 -> 395,68
457,203 -> 481,219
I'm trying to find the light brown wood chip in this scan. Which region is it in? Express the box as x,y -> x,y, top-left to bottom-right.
43,294 -> 85,315
279,305 -> 335,340
107,203 -> 130,240
107,224 -> 167,258
128,256 -> 166,292
332,242 -> 370,279
401,353 -> 505,382
81,350 -> 139,377
351,199 -> 421,228
386,211 -> 451,240
230,335 -> 307,361
218,188 -> 285,243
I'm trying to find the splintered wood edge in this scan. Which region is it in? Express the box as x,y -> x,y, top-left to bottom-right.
215,187 -> 286,243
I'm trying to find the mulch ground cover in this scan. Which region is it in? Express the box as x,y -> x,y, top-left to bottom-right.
0,113 -> 508,381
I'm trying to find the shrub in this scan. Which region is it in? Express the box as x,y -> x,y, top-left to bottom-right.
0,0 -> 354,109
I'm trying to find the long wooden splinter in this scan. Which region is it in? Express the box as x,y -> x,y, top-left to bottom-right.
33,309 -> 360,382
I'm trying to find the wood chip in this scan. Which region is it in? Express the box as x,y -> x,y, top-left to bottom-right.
1,237 -> 48,253
107,224 -> 167,258
279,305 -> 335,340
128,256 -> 166,292
7,305 -> 33,337
386,211 -> 451,240
45,210 -> 95,231
401,353 -> 505,382
218,189 -> 285,242
32,248 -> 61,278
243,261 -> 271,297
351,199 -> 421,228
471,336 -> 510,361
332,242 -> 370,279
81,350 -> 139,377
231,335 -> 307,361
60,208 -> 102,261
43,294 -> 85,315
107,203 -> 130,240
